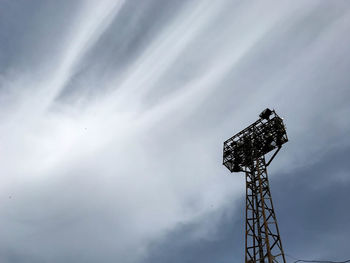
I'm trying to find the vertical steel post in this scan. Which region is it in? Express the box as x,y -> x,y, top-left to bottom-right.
245,156 -> 286,262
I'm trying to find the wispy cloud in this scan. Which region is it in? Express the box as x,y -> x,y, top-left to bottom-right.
0,1 -> 350,262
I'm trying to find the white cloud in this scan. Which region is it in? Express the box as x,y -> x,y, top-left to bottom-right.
0,0 -> 350,262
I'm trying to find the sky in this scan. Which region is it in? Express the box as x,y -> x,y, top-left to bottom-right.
0,0 -> 350,262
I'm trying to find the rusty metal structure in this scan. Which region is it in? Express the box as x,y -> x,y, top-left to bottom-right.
223,108 -> 288,263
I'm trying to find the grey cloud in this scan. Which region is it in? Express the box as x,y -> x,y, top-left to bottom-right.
0,0 -> 81,74
142,145 -> 350,263
55,0 -> 190,103
0,0 -> 350,263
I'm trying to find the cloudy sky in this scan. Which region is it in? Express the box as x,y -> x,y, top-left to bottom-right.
1,0 -> 350,262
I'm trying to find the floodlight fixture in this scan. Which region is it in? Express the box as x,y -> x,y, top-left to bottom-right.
223,108 -> 288,173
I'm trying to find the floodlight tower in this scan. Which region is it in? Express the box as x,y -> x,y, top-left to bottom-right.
223,108 -> 288,263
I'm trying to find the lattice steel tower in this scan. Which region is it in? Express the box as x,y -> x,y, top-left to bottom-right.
223,108 -> 288,263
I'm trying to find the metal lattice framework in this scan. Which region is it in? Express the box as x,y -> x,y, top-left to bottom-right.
223,108 -> 288,263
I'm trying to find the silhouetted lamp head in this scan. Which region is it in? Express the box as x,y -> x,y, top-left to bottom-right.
223,108 -> 288,173
259,108 -> 273,120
